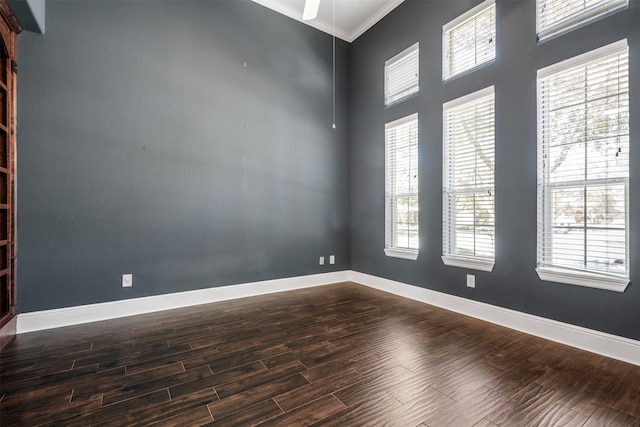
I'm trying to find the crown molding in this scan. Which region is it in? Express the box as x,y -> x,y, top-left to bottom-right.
252,0 -> 404,43
349,0 -> 404,42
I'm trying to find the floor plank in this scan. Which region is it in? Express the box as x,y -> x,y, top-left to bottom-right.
257,395 -> 345,426
424,386 -> 511,427
203,399 -> 282,427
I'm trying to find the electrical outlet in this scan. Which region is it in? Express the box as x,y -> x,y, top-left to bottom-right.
329,255 -> 335,265
122,274 -> 133,288
319,256 -> 325,266
467,274 -> 475,288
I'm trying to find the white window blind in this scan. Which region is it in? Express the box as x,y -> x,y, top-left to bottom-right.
385,114 -> 419,258
385,43 -> 419,106
443,0 -> 495,81
443,87 -> 495,271
537,0 -> 628,41
537,40 -> 629,291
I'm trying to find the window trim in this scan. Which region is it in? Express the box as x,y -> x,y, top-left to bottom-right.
442,86 -> 495,272
384,42 -> 419,107
536,267 -> 629,293
442,255 -> 494,272
536,39 -> 630,292
536,0 -> 629,42
385,113 -> 419,259
385,248 -> 420,260
442,0 -> 496,81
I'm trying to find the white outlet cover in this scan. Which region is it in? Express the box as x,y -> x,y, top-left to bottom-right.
467,274 -> 475,288
329,255 -> 335,265
319,257 -> 325,265
122,274 -> 133,288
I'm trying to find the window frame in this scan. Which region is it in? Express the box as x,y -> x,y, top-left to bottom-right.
384,113 -> 420,260
442,86 -> 496,272
442,0 -> 496,81
384,42 -> 419,107
536,0 -> 629,42
536,39 -> 630,292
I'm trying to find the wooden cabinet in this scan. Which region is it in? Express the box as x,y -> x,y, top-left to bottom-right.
0,0 -> 19,350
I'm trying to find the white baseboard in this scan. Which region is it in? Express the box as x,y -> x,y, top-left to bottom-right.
16,271 -> 350,334
17,269 -> 640,367
349,271 -> 640,366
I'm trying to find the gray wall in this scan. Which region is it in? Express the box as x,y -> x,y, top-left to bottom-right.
16,0 -> 640,342
17,0 -> 350,312
349,1 -> 640,340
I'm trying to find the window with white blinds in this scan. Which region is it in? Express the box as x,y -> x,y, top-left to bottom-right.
385,114 -> 419,260
537,0 -> 628,41
385,43 -> 419,106
536,40 -> 629,292
443,0 -> 495,81
442,87 -> 495,271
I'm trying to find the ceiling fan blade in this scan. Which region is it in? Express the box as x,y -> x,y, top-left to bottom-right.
302,0 -> 320,20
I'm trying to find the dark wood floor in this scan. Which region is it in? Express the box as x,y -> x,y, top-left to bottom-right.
1,282 -> 639,426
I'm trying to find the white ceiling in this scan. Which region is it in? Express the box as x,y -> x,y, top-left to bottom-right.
252,0 -> 405,43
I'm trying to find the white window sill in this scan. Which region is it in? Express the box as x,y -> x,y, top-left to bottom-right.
442,255 -> 494,272
536,267 -> 629,293
384,248 -> 419,260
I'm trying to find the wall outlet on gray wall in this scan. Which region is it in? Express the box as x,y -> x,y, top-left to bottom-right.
319,257 -> 325,266
122,274 -> 133,288
330,255 -> 335,264
467,274 -> 475,288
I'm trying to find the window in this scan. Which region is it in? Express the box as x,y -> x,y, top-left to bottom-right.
537,0 -> 628,41
443,0 -> 496,81
537,40 -> 629,292
385,114 -> 419,260
442,87 -> 495,271
384,43 -> 419,106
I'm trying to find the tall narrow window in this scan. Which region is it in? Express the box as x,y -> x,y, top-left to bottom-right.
385,114 -> 419,260
537,0 -> 628,41
443,0 -> 496,81
443,87 -> 495,271
384,43 -> 419,106
537,40 -> 629,292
